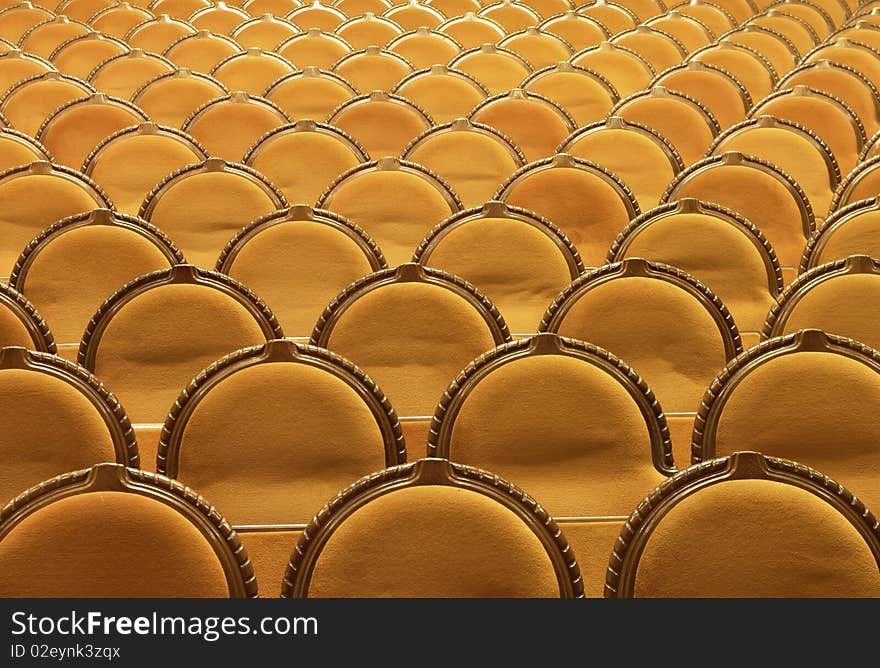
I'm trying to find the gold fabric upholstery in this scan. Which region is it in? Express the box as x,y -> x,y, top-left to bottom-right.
0,128 -> 49,171
523,64 -> 617,127
286,3 -> 347,32
0,73 -> 94,137
332,47 -> 413,93
50,33 -> 129,80
211,49 -> 296,97
37,94 -> 147,170
387,28 -> 462,69
317,162 -> 459,266
570,42 -> 655,98
230,15 -> 299,50
611,27 -> 687,72
87,279 -> 274,424
20,17 -> 90,59
498,27 -> 574,70
691,43 -> 776,102
125,15 -> 197,54
632,479 -> 880,597
392,66 -> 487,124
85,125 -> 207,215
131,69 -> 228,129
539,12 -> 609,51
329,93 -> 432,159
804,205 -> 880,269
336,14 -> 404,51
189,3 -> 250,34
449,45 -> 532,95
0,50 -> 54,98
277,29 -> 353,70
305,484 -> 561,597
383,2 -> 446,31
163,30 -> 242,74
438,13 -> 505,49
0,489 -> 231,597
497,156 -> 637,267
469,90 -> 575,162
90,4 -> 154,39
403,121 -> 523,208
264,69 -> 357,122
182,93 -> 290,163
141,161 -> 283,268
219,209 -> 382,336
653,63 -> 750,130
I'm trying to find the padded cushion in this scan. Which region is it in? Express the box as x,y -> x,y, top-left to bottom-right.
616,96 -> 715,165
331,99 -> 431,159
176,362 -> 388,524
452,49 -> 531,95
421,217 -> 573,333
571,46 -> 653,98
634,479 -> 880,597
22,225 -> 173,345
146,170 -> 279,268
1,76 -> 93,137
224,220 -> 376,336
712,353 -> 880,512
525,69 -> 616,127
185,100 -> 288,163
51,37 -> 128,80
471,97 -> 572,162
92,283 -> 268,423
0,368 -> 117,505
277,31 -> 351,70
212,52 -> 296,96
554,276 -> 729,412
448,355 -> 664,516
656,68 -> 748,130
0,491 -> 229,597
266,74 -> 354,122
90,53 -> 174,100
324,282 -> 499,415
811,210 -> 880,266
333,52 -> 412,93
133,73 -> 227,129
394,70 -> 487,125
307,485 -> 560,597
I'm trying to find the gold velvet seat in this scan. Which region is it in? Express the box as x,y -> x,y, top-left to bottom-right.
437,12 -> 505,48
277,28 -> 353,70
539,11 -> 610,50
229,14 -> 300,50
749,86 -> 865,175
263,67 -> 357,120
800,196 -> 880,271
692,330 -> 880,513
709,116 -> 839,220
78,264 -> 283,429
645,12 -> 715,53
0,3 -> 55,45
650,60 -> 750,130
243,0 -> 298,13
331,45 -> 413,93
402,118 -> 524,208
539,257 -> 743,416
578,1 -> 639,35
803,39 -> 880,93
244,120 -> 367,206
0,284 -> 55,353
217,205 -> 385,336
750,9 -> 819,54
210,48 -> 297,98
386,27 -> 461,69
0,49 -> 54,99
413,202 -> 583,334
286,1 -> 348,32
310,262 -> 510,419
469,88 -> 575,162
88,48 -> 177,100
605,450 -> 880,598
777,60 -> 880,137
19,16 -> 92,60
516,0 -> 572,18
689,41 -> 777,103
608,198 -> 782,337
610,26 -> 688,72
335,13 -> 404,50
448,44 -> 533,96
83,122 -> 208,215
10,208 -> 183,352
609,85 -> 720,165
56,0 -> 117,23
498,27 -> 574,70
392,65 -> 486,124
334,0 -> 391,16
721,24 -> 799,76
0,462 -> 258,597
0,347 -> 138,506
0,161 -> 112,274
777,1 -> 835,37
0,126 -> 51,171
427,333 -> 673,594
156,338 -> 404,592
762,255 -> 880,351
558,116 -> 683,211
181,91 -> 291,162
282,458 -> 584,598
570,41 -> 655,98
139,158 -> 286,268
124,14 -> 197,53
671,0 -> 736,40
521,62 -> 618,126
316,157 -> 460,265
327,91 -> 432,158
131,68 -> 228,128
610,0 -> 663,22
50,31 -> 130,80
495,153 -> 638,266
149,0 -> 211,19
831,155 -> 880,211
162,29 -> 242,74
188,1 -> 250,35
661,152 -> 815,273
477,0 -> 541,32
36,92 -> 149,170
89,2 -> 154,39
382,1 -> 446,31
